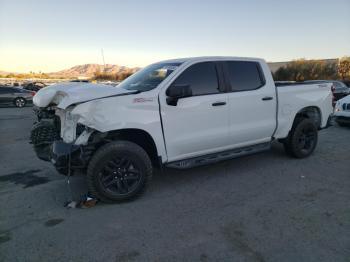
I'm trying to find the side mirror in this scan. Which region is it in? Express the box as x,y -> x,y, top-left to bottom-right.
166,84 -> 192,106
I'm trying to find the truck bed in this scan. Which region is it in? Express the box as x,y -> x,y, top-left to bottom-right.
275,81 -> 323,87
273,82 -> 333,139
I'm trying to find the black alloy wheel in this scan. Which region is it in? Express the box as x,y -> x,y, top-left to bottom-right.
284,118 -> 318,158
14,97 -> 26,108
87,141 -> 153,203
296,124 -> 317,155
98,156 -> 142,196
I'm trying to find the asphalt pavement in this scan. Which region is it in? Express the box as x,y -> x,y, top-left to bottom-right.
0,106 -> 349,262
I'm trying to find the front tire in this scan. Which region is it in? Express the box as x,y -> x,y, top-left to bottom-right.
14,97 -> 26,108
283,118 -> 318,158
87,141 -> 153,203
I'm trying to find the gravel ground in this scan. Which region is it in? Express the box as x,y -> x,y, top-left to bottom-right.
0,106 -> 349,262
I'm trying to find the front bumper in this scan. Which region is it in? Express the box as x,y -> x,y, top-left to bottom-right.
51,141 -> 85,175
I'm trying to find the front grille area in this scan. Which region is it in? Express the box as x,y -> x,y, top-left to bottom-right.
31,108 -> 61,146
31,108 -> 61,162
30,120 -> 61,161
30,121 -> 60,146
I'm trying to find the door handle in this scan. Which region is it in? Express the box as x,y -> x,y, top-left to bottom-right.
262,96 -> 273,101
212,102 -> 226,106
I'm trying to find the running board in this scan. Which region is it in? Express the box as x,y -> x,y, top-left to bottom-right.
166,142 -> 271,169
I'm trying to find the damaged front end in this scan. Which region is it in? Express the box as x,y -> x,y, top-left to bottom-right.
30,107 -> 61,161
30,82 -> 136,175
51,140 -> 93,175
30,106 -> 97,175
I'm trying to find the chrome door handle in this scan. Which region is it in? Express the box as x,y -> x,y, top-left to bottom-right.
262,96 -> 273,101
212,102 -> 226,106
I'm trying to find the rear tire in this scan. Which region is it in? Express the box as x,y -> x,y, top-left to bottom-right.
283,118 -> 318,158
87,141 -> 153,203
14,97 -> 26,108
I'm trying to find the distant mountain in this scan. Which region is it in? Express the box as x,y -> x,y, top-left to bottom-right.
50,59 -> 338,77
0,64 -> 140,78
48,64 -> 140,78
0,59 -> 340,78
0,70 -> 12,76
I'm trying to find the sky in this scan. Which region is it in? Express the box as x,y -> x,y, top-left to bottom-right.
0,0 -> 349,72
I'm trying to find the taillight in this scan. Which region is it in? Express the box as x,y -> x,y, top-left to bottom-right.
31,91 -> 36,96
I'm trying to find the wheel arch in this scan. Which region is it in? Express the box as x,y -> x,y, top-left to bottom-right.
105,128 -> 161,168
277,106 -> 322,142
13,96 -> 26,103
293,106 -> 322,129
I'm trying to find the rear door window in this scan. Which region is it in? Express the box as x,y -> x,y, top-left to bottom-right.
172,62 -> 220,96
226,61 -> 265,91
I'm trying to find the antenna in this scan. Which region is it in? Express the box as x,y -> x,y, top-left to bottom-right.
101,48 -> 106,72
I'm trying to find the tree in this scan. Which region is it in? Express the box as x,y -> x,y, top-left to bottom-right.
321,62 -> 338,80
116,71 -> 133,81
273,59 -> 340,81
338,57 -> 350,80
273,67 -> 289,81
6,73 -> 15,78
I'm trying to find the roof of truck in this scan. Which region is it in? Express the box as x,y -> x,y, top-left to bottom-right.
158,56 -> 265,64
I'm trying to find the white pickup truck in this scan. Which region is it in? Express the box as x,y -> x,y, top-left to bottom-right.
31,57 -> 333,202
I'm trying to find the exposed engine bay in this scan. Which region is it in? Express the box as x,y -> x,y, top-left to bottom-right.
30,107 -> 100,175
30,107 -> 61,161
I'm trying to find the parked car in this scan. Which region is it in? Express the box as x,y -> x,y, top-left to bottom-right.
22,81 -> 47,92
30,57 -> 333,203
0,86 -> 35,107
305,80 -> 350,103
331,81 -> 350,100
334,95 -> 350,126
342,80 -> 350,88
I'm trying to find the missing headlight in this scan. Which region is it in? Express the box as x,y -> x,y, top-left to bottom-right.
76,123 -> 86,137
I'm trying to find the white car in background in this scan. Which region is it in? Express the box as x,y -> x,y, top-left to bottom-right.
334,95 -> 350,126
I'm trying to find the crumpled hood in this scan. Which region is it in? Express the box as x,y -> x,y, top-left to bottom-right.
33,82 -> 136,109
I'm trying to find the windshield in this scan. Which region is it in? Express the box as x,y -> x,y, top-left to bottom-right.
333,81 -> 347,89
119,62 -> 182,92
